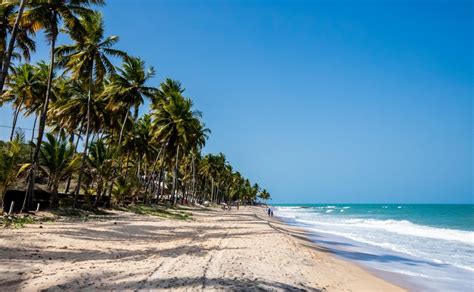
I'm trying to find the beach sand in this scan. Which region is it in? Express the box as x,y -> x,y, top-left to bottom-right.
0,206 -> 404,291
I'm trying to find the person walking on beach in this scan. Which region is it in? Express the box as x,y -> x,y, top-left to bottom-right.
270,208 -> 274,217
267,207 -> 271,217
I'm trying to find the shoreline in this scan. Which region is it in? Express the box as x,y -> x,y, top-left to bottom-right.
253,206 -> 408,291
0,206 -> 404,291
258,207 -> 414,291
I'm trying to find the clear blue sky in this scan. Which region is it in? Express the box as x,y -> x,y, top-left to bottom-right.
1,0 -> 472,203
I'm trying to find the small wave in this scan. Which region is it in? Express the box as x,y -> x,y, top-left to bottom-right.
332,219 -> 474,244
326,206 -> 336,209
340,210 -> 344,212
342,206 -> 351,209
397,206 -> 402,208
326,210 -> 334,213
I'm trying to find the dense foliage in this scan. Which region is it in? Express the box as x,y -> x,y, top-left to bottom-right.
0,0 -> 271,212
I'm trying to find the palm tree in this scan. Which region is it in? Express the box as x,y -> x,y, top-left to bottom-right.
259,189 -> 271,204
104,56 -> 156,146
0,130 -> 25,212
1,63 -> 39,140
37,133 -> 79,208
20,1 -> 103,211
56,11 -> 125,207
87,139 -> 114,206
152,90 -> 203,205
0,0 -> 32,92
22,61 -> 54,150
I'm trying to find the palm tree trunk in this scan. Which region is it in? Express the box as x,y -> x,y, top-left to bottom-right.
50,184 -> 59,209
172,145 -> 180,206
65,123 -> 83,194
10,95 -> 25,141
156,166 -> 164,199
145,144 -> 164,194
118,109 -> 129,147
29,113 -> 38,161
22,28 -> 57,213
73,69 -> 94,208
211,178 -> 214,203
0,0 -> 28,92
191,154 -> 196,204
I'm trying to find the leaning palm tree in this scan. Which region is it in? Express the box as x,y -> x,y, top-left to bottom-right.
37,133 -> 79,208
1,63 -> 39,140
0,0 -> 32,92
56,11 -> 125,207
20,0 -> 103,211
103,56 -> 156,146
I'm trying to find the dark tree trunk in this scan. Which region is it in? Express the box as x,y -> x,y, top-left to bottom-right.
0,0 -> 28,92
172,145 -> 180,206
73,69 -> 94,208
50,185 -> 59,209
22,26 -> 57,213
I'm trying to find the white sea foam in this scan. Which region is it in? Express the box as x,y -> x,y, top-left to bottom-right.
276,206 -> 474,291
339,218 -> 474,245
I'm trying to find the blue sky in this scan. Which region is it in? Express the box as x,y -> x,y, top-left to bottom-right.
1,0 -> 472,203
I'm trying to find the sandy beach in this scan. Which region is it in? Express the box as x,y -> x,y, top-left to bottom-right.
0,206 -> 403,291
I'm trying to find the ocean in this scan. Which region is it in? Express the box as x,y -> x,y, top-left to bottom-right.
274,204 -> 474,291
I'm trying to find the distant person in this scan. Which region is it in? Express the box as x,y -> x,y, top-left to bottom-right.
271,209 -> 274,217
267,207 -> 271,217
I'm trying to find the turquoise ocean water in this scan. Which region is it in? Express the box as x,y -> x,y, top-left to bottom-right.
274,204 -> 474,291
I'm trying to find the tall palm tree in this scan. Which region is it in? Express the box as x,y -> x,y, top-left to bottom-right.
152,90 -> 205,205
104,56 -> 156,146
21,0 -> 104,212
1,63 -> 39,140
0,0 -> 32,92
56,10 -> 125,207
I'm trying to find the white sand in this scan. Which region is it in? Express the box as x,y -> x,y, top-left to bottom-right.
0,206 -> 404,291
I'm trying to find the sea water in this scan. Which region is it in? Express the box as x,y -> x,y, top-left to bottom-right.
274,204 -> 474,291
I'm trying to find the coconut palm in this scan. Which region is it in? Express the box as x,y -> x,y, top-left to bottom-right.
87,138 -> 114,206
0,0 -> 33,92
37,133 -> 79,208
103,56 -> 156,146
152,90 -> 205,205
1,63 -> 39,140
21,0 -> 103,212
259,189 -> 270,204
56,11 -> 126,207
0,130 -> 25,212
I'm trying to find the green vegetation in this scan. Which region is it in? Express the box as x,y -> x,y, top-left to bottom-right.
0,0 -> 271,215
119,205 -> 192,220
1,214 -> 52,228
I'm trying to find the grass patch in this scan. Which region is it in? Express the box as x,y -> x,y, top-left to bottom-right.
119,204 -> 192,220
1,215 -> 53,228
50,207 -> 115,222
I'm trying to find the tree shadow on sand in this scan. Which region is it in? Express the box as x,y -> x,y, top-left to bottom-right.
44,275 -> 320,291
